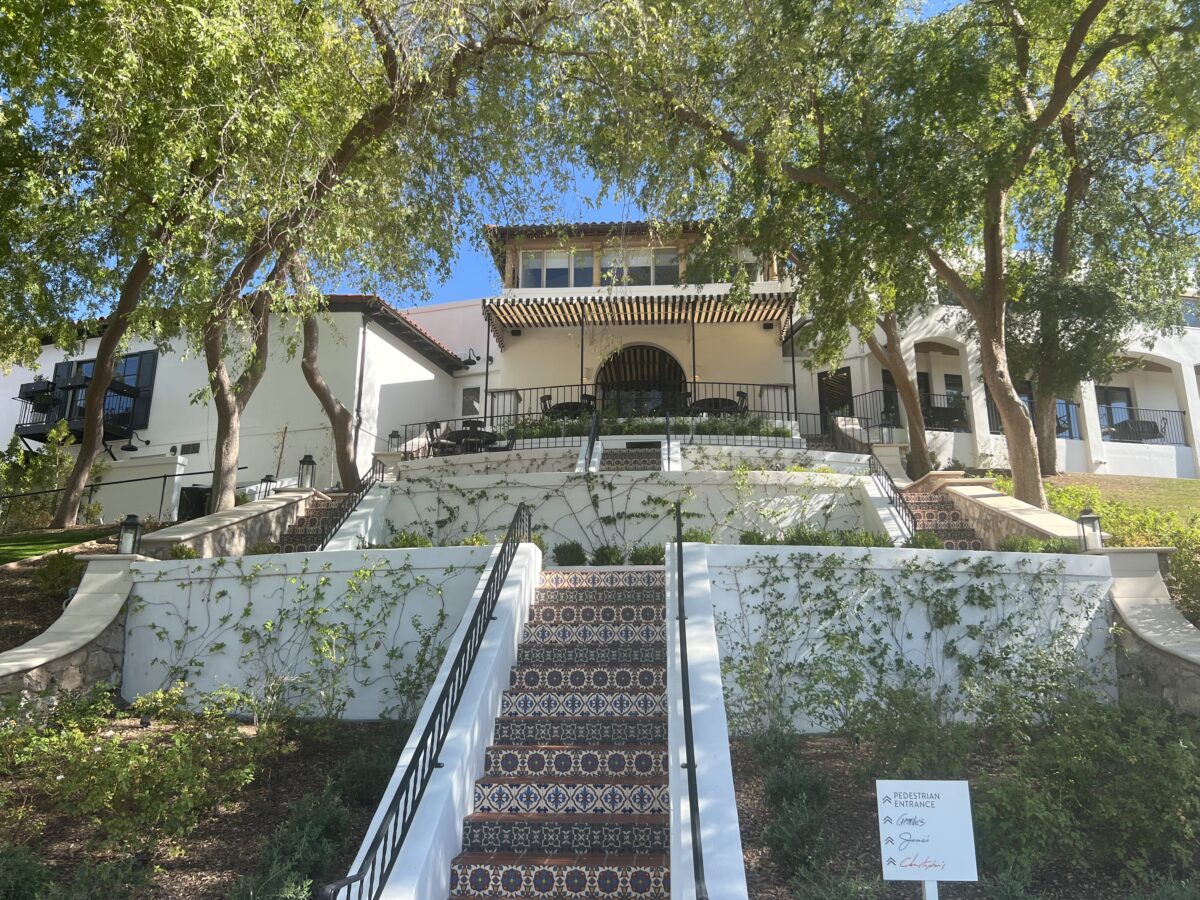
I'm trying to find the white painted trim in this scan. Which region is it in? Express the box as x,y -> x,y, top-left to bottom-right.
341,542 -> 540,899
862,476 -> 909,544
667,543 -> 750,900
325,483 -> 391,550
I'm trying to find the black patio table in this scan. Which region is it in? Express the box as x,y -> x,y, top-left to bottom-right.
546,401 -> 592,419
444,428 -> 498,453
689,396 -> 743,416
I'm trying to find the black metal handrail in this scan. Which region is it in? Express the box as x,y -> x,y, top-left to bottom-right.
318,503 -> 532,900
830,389 -> 904,446
674,501 -> 710,900
1098,405 -> 1188,446
664,410 -> 672,471
584,409 -> 600,471
868,452 -> 916,537
318,458 -> 386,552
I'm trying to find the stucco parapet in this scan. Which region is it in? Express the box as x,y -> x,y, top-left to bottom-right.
1109,549 -> 1200,668
944,483 -> 1080,540
140,490 -> 316,546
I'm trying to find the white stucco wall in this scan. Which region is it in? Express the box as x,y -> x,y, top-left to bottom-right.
704,544 -> 1115,733
122,547 -> 490,719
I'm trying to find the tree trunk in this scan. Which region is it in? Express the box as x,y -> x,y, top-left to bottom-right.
865,314 -> 931,479
1033,382 -> 1060,476
209,370 -> 242,512
300,314 -> 358,490
50,248 -> 154,527
978,326 -> 1047,507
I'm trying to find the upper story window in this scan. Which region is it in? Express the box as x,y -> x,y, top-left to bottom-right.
519,249 -> 595,288
736,248 -> 760,281
1184,296 -> 1200,327
599,247 -> 680,287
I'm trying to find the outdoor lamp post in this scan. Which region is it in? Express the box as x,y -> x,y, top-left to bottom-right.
1078,507 -> 1103,551
118,514 -> 143,555
260,474 -> 276,498
298,454 -> 317,490
388,430 -> 401,452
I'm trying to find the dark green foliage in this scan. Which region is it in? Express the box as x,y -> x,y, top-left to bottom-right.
551,540 -> 587,566
790,871 -> 883,900
31,551 -> 85,599
741,525 -> 893,547
764,793 -> 826,875
590,544 -> 625,566
386,530 -> 433,549
848,683 -> 972,779
998,534 -> 1080,554
1138,878 -> 1200,899
680,527 -> 713,543
327,746 -> 396,806
629,543 -> 665,566
45,859 -> 147,900
747,728 -> 799,769
903,530 -> 945,550
738,529 -> 772,545
972,774 -> 1078,881
0,845 -> 53,900
763,759 -> 830,808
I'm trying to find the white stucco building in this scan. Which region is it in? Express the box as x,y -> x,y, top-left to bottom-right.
4,221 -> 1198,522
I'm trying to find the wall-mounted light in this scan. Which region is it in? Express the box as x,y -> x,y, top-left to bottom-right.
298,454 -> 317,489
464,348 -> 493,367
1078,508 -> 1103,551
118,513 -> 143,555
120,431 -> 151,453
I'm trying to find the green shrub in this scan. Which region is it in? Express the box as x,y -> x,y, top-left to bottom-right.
386,530 -> 433,549
590,544 -> 625,566
245,540 -> 278,555
847,682 -> 972,779
551,541 -> 588,566
973,772 -> 1077,880
31,552 -> 85,599
45,859 -> 147,900
457,532 -> 490,546
790,871 -> 882,900
738,529 -> 772,545
903,530 -> 944,550
1139,877 -> 1200,900
998,534 -> 1080,554
747,729 -> 799,769
629,543 -> 665,566
328,745 -> 396,806
778,525 -> 892,548
680,526 -> 712,543
764,793 -> 826,875
528,532 -> 547,553
763,759 -> 830,808
0,844 -> 53,899
1021,699 -> 1200,879
979,870 -> 1043,900
167,543 -> 200,559
228,787 -> 350,900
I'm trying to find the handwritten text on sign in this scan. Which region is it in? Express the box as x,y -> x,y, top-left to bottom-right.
875,780 -> 978,882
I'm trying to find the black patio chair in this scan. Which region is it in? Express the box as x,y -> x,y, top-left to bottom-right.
736,390 -> 749,413
484,429 -> 517,452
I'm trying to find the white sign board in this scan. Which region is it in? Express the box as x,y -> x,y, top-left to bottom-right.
876,780 -> 978,882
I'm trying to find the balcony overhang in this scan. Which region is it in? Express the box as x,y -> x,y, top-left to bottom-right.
483,285 -> 796,349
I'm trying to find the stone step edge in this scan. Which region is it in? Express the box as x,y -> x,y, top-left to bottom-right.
475,775 -> 667,786
451,852 -> 668,865
463,811 -> 669,825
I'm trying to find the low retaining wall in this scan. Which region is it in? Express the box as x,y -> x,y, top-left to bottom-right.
941,482 -> 1081,550
139,488 -> 315,559
1109,548 -> 1200,715
0,555 -> 138,696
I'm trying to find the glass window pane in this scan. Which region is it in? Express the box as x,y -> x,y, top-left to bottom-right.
600,249 -> 624,285
1185,298 -> 1200,327
626,249 -> 652,286
118,355 -> 139,385
520,251 -> 543,288
573,250 -> 594,287
653,249 -> 679,285
545,250 -> 569,288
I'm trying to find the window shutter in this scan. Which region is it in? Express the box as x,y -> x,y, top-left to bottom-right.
52,361 -> 73,387
132,351 -> 157,429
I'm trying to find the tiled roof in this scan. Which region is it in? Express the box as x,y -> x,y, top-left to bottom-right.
325,294 -> 465,373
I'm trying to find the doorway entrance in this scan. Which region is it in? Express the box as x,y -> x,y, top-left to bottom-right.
817,367 -> 853,432
595,345 -> 688,416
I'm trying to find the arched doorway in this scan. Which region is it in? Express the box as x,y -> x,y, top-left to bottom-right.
595,345 -> 688,416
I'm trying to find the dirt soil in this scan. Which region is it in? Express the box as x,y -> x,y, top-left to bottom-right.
732,735 -> 1135,900
0,531 -> 119,652
12,720 -> 390,899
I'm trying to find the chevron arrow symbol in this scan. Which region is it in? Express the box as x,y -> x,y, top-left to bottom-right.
885,836 -> 895,845
883,816 -> 893,824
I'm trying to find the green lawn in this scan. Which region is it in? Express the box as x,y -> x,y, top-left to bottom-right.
0,528 -> 116,566
1048,473 -> 1200,518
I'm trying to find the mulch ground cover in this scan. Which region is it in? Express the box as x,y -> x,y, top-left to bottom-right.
732,735 -> 1143,900
0,529 -> 118,653
7,719 -> 391,899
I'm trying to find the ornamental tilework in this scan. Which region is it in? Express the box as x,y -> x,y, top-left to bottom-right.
472,779 -> 668,815
510,665 -> 667,690
484,746 -> 668,778
538,569 -> 666,589
521,622 -> 666,645
501,690 -> 666,717
449,859 -> 669,898
461,817 -> 669,855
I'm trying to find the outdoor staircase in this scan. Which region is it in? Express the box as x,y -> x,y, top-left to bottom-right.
598,447 -> 662,472
903,492 -> 984,550
273,494 -> 343,553
447,569 -> 670,898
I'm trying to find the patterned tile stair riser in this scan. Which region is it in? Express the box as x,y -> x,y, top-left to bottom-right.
900,491 -> 985,551
597,447 -> 662,472
447,568 -> 669,899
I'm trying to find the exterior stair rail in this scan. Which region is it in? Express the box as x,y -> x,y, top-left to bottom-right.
584,408 -> 601,470
317,502 -> 532,900
674,501 -> 710,900
317,458 -> 387,551
867,452 -> 916,538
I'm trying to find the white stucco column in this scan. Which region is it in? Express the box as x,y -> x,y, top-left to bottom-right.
1077,381 -> 1108,474
1171,362 -> 1200,475
962,342 -> 992,467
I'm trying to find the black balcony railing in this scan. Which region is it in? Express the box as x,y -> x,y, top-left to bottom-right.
919,392 -> 971,433
829,389 -> 903,445
1099,405 -> 1187,445
14,376 -> 139,441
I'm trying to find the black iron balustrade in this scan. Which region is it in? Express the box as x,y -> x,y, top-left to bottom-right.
584,409 -> 600,470
14,376 -> 139,442
829,389 -> 903,446
868,452 -> 916,538
673,502 -> 710,900
317,458 -> 388,552
919,392 -> 971,433
317,504 -> 533,900
1099,405 -> 1188,445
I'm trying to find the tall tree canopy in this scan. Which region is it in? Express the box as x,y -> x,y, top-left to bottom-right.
556,0 -> 1200,506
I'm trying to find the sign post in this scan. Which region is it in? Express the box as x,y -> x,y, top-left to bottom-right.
876,780 -> 977,898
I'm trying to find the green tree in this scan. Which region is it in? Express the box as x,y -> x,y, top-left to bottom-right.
563,0 -> 1199,506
